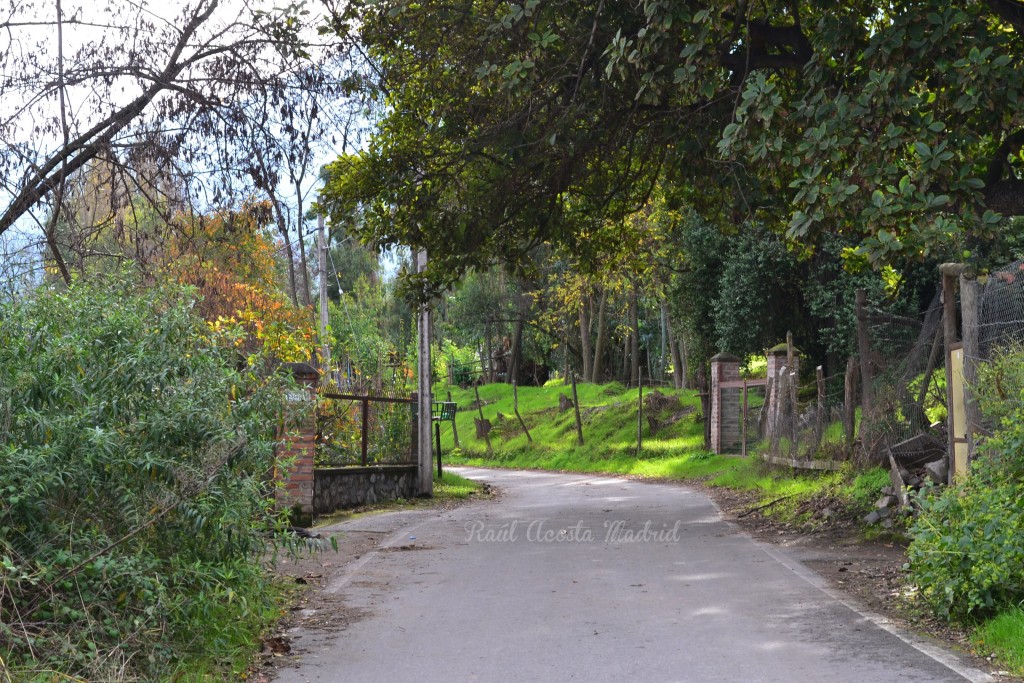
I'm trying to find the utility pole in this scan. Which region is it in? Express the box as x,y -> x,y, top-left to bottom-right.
317,213 -> 331,378
416,249 -> 434,496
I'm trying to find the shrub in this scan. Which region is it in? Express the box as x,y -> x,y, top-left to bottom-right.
0,277 -> 298,679
906,343 -> 1024,621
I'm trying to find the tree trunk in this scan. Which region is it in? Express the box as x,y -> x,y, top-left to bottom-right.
508,316 -> 524,385
579,296 -> 592,382
659,303 -> 668,382
295,195 -> 312,307
591,287 -> 608,383
563,322 -> 571,385
255,146 -> 298,306
629,287 -> 640,387
484,323 -> 494,383
616,331 -> 626,383
678,338 -> 690,390
663,301 -> 683,389
45,184 -> 72,286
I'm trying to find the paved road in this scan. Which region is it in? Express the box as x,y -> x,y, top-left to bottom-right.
275,468 -> 991,683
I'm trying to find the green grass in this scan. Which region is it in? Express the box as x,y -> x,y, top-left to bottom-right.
433,471 -> 483,499
438,381 -> 865,513
439,380 -> 703,462
975,608 -> 1024,675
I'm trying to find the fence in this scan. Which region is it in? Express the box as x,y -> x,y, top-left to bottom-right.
856,289 -> 947,466
765,365 -> 853,466
316,380 -> 416,467
710,260 -> 1024,481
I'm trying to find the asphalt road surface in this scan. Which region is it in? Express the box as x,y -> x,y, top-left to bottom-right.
273,467 -> 992,683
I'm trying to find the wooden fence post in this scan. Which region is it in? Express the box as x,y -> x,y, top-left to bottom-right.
473,383 -> 493,456
571,373 -> 584,446
448,389 -> 460,449
814,365 -> 825,453
940,263 -> 963,484
844,357 -> 857,453
637,369 -> 643,454
960,272 -> 981,462
513,380 -> 532,445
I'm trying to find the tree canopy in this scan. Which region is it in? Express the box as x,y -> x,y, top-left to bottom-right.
322,0 -> 1024,294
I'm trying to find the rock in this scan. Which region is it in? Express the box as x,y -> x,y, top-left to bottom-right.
877,505 -> 893,519
925,459 -> 949,485
880,518 -> 895,529
863,510 -> 882,525
559,393 -> 574,413
875,495 -> 898,509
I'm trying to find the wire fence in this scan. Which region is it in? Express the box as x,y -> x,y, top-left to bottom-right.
970,259 -> 1024,441
859,293 -> 947,462
765,369 -> 852,464
316,396 -> 415,467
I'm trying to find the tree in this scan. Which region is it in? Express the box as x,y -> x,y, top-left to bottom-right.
0,0 -> 353,284
323,1 -> 1024,291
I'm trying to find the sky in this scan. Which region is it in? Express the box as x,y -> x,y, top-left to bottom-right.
0,0 -> 368,293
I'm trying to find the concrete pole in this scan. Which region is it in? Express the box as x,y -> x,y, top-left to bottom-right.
317,213 -> 331,377
416,249 -> 434,496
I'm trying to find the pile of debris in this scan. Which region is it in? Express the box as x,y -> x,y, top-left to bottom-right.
865,432 -> 948,527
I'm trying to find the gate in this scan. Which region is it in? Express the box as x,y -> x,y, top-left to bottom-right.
316,378 -> 416,467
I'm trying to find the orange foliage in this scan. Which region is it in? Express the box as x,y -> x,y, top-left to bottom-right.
164,200 -> 314,361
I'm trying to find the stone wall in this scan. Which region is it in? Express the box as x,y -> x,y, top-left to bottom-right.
314,465 -> 420,513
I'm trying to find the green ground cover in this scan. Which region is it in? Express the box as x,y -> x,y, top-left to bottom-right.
437,381 -> 874,517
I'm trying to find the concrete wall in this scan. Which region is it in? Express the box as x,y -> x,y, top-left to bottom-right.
314,465 -> 420,513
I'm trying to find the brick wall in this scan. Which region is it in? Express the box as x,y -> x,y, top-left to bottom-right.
275,362 -> 319,526
710,353 -> 741,453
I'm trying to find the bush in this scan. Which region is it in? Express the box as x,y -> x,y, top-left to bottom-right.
907,343 -> 1024,621
907,464 -> 1024,619
0,277 -> 298,679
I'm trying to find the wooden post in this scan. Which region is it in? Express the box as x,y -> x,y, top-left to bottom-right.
416,249 -> 433,496
473,383 -> 493,456
448,390 -> 460,448
360,398 -> 369,466
940,264 -> 962,485
786,333 -> 798,456
844,357 -> 857,453
855,289 -> 874,457
571,373 -> 584,446
435,420 -> 443,479
815,366 -> 825,453
513,380 -> 532,445
960,272 -> 981,462
741,380 -> 749,458
637,368 -> 643,454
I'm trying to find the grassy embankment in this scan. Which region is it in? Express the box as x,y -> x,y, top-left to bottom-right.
436,380 -> 883,516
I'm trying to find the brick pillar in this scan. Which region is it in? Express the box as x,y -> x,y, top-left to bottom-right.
766,343 -> 799,439
710,353 -> 741,454
276,362 -> 319,526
